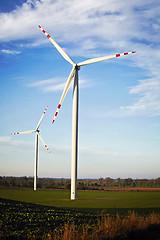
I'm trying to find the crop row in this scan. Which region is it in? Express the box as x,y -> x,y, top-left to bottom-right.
1,197 -> 160,239
0,197 -> 98,239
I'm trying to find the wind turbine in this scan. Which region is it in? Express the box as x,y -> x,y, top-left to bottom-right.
11,106 -> 50,191
38,25 -> 136,200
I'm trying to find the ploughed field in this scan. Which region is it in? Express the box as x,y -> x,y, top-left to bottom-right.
1,189 -> 160,239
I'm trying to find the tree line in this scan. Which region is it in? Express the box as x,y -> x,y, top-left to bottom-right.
1,176 -> 160,190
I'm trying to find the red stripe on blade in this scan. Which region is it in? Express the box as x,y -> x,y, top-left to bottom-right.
116,54 -> 120,57
124,52 -> 128,55
58,104 -> 61,109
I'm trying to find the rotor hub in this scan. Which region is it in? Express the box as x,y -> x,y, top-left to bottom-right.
75,65 -> 80,71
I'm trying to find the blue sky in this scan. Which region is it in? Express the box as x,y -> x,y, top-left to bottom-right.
0,0 -> 160,179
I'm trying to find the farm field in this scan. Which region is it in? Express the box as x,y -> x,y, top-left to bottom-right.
1,188 -> 160,209
1,189 -> 160,239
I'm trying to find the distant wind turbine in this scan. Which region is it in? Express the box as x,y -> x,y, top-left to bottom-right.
11,106 -> 50,191
38,25 -> 136,200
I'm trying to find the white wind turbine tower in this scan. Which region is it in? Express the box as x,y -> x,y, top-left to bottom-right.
11,106 -> 50,191
38,25 -> 136,200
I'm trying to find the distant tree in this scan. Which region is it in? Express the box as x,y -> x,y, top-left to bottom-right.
98,178 -> 104,185
0,177 -> 9,187
77,181 -> 86,190
105,177 -> 113,186
105,177 -> 113,183
124,178 -> 133,187
65,182 -> 71,190
9,177 -> 16,187
115,178 -> 121,187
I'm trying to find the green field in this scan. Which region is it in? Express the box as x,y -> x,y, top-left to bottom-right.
1,189 -> 160,239
1,188 -> 160,209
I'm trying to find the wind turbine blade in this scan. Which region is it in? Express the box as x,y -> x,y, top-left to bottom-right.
11,130 -> 35,135
36,105 -> 48,130
37,132 -> 50,153
77,51 -> 136,66
38,25 -> 75,66
52,67 -> 75,124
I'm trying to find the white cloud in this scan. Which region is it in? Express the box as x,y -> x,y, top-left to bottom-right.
0,136 -> 11,143
120,76 -> 160,116
0,0 -> 158,50
27,77 -> 92,92
0,136 -> 33,150
1,49 -> 21,54
27,77 -> 67,92
1,136 -> 159,178
0,0 -> 160,116
0,135 -> 52,153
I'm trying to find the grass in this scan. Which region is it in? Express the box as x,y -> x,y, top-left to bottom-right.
1,188 -> 160,239
1,189 -> 160,209
50,212 -> 160,240
0,197 -> 101,239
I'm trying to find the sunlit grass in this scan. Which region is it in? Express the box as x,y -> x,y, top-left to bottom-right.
47,212 -> 160,240
1,189 -> 160,239
1,189 -> 160,208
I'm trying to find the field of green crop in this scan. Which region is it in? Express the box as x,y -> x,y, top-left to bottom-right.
1,189 -> 160,239
1,188 -> 160,209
